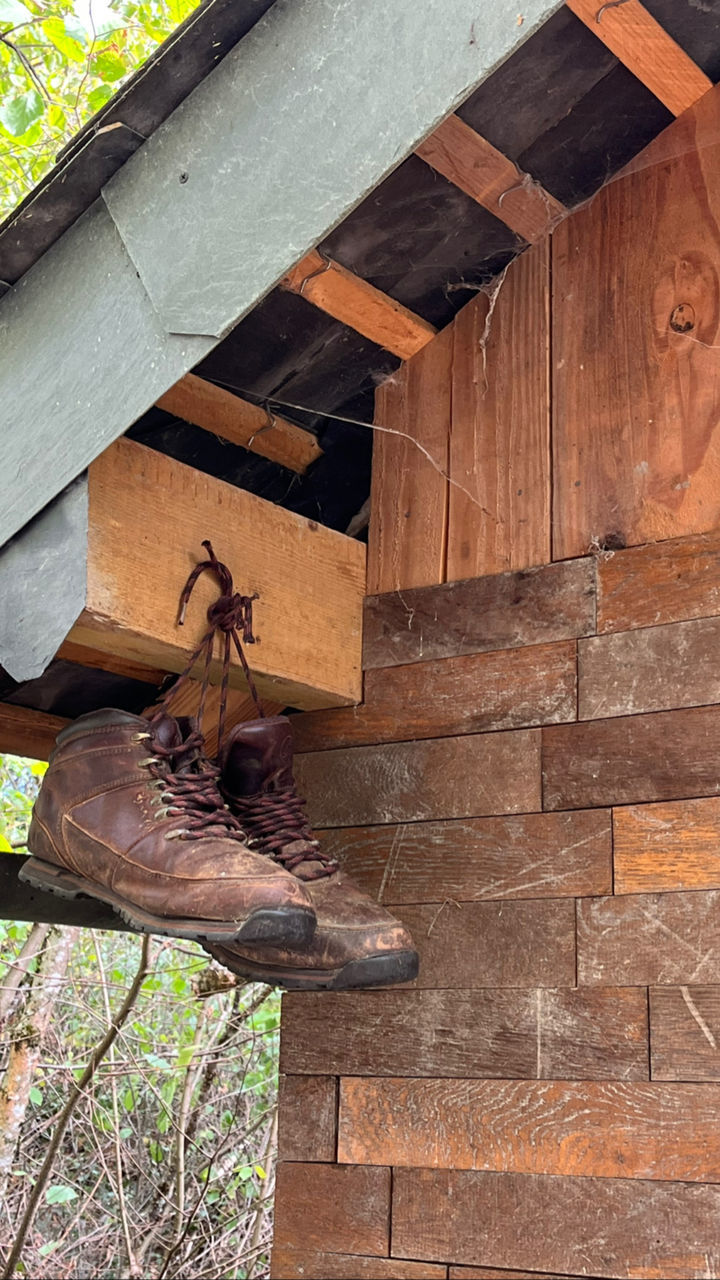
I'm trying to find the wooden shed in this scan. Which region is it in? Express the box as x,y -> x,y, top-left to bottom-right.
4,0 -> 720,1276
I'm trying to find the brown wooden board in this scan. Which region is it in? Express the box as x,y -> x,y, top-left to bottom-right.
447,244 -> 551,582
578,890 -> 720,985
449,1269 -> 595,1280
277,1076 -> 337,1163
614,796 -> 720,894
543,705 -> 720,810
339,1078 -> 720,1182
292,641 -> 577,752
597,529 -> 720,633
294,731 -> 541,829
0,704 -> 69,762
280,988 -> 648,1080
552,85 -> 720,559
391,1167 -> 720,1278
396,899 -> 575,990
272,1247 -> 446,1280
650,985 -> 720,1080
273,1163 -> 390,1259
363,558 -> 595,670
579,616 -> 720,720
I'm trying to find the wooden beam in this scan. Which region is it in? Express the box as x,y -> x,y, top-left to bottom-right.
155,374 -> 321,474
0,852 -> 127,930
0,704 -> 69,761
57,640 -> 167,687
416,114 -> 566,241
566,0 -> 711,116
281,249 -> 437,359
67,437 -> 364,711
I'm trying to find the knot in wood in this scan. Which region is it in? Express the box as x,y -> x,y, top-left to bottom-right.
669,303 -> 695,334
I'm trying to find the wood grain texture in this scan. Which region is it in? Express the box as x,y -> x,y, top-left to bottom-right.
566,0 -> 711,116
291,640 -> 576,752
0,704 -> 69,762
155,373 -> 321,472
650,985 -> 720,1080
363,557 -> 595,669
294,730 -> 541,828
277,1075 -> 337,1163
543,705 -> 720,810
280,988 -> 648,1080
578,890 -> 720,985
396,898 -> 575,989
57,640 -> 167,686
339,1077 -> 720,1182
597,529 -> 720,632
316,810 -> 612,905
0,853 -> 126,931
272,1247 -> 446,1280
614,796 -> 720,894
392,1167 -> 720,1277
416,116 -> 565,242
448,244 -> 551,581
553,84 -> 720,559
579,615 -> 720,720
273,1163 -> 390,1259
449,1270 -> 593,1280
368,326 -> 452,595
282,249 -> 436,360
70,437 -> 365,711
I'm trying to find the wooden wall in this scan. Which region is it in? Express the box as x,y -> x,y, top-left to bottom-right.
271,86 -> 720,1280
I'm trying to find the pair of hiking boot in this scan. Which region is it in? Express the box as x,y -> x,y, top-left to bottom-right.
21,706 -> 418,990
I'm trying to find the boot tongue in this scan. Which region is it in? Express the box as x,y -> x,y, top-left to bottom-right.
221,716 -> 294,798
151,713 -> 184,750
150,714 -> 204,772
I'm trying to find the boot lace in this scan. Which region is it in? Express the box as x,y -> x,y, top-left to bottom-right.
138,725 -> 248,842
231,773 -> 338,881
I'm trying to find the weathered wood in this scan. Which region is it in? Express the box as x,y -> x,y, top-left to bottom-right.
578,890 -> 720,985
280,987 -> 648,1079
396,898 -> 575,989
391,1167 -> 720,1277
0,705 -> 69,762
447,243 -> 551,581
367,326 -> 452,594
282,250 -> 436,359
543,705 -> 720,810
579,616 -> 720,720
57,640 -> 167,687
68,437 -> 365,712
316,810 -> 612,904
597,529 -> 720,633
650,985 -> 720,1081
553,85 -> 720,558
294,730 -> 541,828
339,1078 -> 720,1182
416,116 -> 565,242
277,1075 -> 337,1163
0,853 -> 128,931
363,558 -> 594,670
291,640 -> 576,751
156,373 -> 321,472
566,0 -> 712,116
614,796 -> 720,895
272,1247 -> 446,1280
449,1270 -> 591,1280
273,1163 -> 390,1259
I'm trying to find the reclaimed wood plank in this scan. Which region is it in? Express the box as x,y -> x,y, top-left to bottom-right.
339,1078 -> 720,1182
0,704 -> 69,762
597,530 -> 720,633
280,988 -> 648,1080
317,810 -> 612,905
363,558 -> 595,669
272,1247 -> 446,1280
397,898 -> 575,989
615,796 -> 720,894
650,985 -> 720,1081
579,616 -> 720,720
392,1167 -> 720,1277
447,243 -> 550,581
273,1163 -> 390,1259
277,1076 -> 337,1163
0,852 -> 128,931
578,890 -> 720,985
291,641 -> 577,752
367,326 -> 452,595
543,705 -> 720,810
449,1269 -> 593,1280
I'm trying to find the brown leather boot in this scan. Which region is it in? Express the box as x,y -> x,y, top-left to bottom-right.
21,709 -> 316,946
205,716 -> 419,989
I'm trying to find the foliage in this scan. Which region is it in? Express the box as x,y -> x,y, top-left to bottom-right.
0,756 -> 281,1279
0,0 -> 200,219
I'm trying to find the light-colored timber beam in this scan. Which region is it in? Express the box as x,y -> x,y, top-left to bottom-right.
146,682 -> 284,759
0,704 -> 69,761
156,374 -> 321,474
566,0 -> 711,117
416,114 -> 566,242
281,250 -> 437,360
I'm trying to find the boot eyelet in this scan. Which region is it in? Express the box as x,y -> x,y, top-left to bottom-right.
131,732 -> 151,743
138,756 -> 160,768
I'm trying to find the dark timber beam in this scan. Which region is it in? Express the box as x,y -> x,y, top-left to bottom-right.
0,853 -> 132,931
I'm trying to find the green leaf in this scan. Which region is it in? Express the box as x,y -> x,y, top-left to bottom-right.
147,1139 -> 164,1164
45,1184 -> 77,1205
0,0 -> 33,26
30,760 -> 47,777
41,18 -> 85,64
0,834 -> 12,851
92,50 -> 127,83
177,1044 -> 195,1068
38,1243 -> 60,1258
29,1086 -> 42,1105
254,1164 -> 267,1180
0,88 -> 44,137
87,84 -> 113,114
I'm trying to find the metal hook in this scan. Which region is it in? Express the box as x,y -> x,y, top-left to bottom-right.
299,250 -> 332,295
247,404 -> 277,449
596,0 -> 630,23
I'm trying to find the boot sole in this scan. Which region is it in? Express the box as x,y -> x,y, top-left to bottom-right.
207,946 -> 419,991
19,857 -> 315,947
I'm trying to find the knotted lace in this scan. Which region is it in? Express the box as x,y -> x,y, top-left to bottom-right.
140,724 -> 248,842
231,771 -> 339,880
